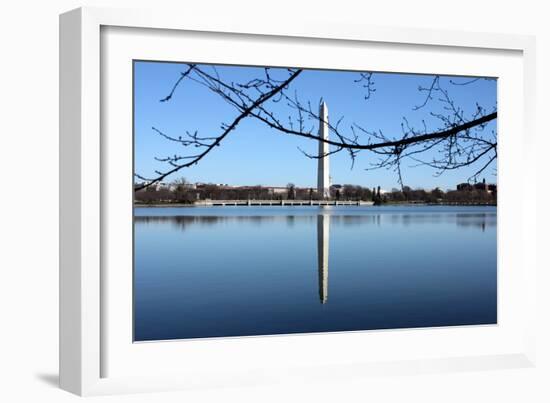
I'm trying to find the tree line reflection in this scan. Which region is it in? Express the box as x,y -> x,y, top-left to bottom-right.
134,213 -> 496,231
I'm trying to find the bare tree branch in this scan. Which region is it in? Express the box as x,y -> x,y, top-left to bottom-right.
135,68 -> 303,190
159,64 -> 195,102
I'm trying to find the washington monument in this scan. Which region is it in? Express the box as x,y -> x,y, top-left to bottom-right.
317,101 -> 330,199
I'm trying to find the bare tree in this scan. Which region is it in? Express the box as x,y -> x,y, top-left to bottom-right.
286,183 -> 296,200
135,64 -> 496,191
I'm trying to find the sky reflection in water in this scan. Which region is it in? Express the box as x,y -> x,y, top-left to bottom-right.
134,205 -> 497,341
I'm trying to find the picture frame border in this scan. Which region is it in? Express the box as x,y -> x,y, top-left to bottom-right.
59,6 -> 537,396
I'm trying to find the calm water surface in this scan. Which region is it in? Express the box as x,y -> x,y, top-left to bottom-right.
134,205 -> 497,341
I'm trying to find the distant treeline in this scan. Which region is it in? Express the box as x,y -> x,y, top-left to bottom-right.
379,186 -> 496,205
134,182 -> 497,205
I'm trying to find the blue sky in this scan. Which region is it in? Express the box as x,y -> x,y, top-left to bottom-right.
134,61 -> 497,191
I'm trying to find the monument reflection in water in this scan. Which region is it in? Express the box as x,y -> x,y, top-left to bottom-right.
133,206 -> 497,342
317,214 -> 329,304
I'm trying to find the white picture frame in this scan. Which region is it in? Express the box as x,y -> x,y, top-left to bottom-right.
59,6 -> 537,396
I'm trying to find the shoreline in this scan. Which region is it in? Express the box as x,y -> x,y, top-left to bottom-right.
134,202 -> 497,208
